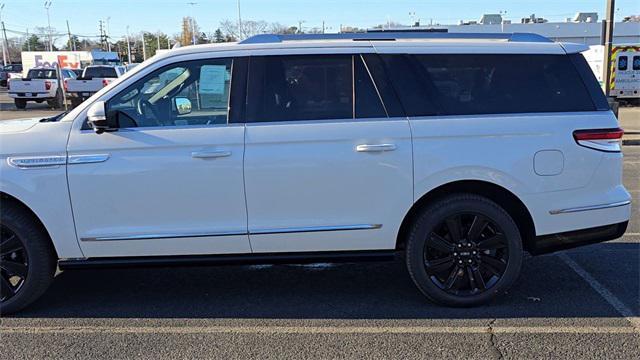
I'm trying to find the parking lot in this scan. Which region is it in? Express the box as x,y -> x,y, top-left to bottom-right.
0,89 -> 639,358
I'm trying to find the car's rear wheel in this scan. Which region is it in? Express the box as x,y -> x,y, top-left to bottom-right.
47,90 -> 63,109
405,194 -> 523,307
0,204 -> 56,314
14,99 -> 27,109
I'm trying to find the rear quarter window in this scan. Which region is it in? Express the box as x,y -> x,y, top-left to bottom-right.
382,54 -> 597,116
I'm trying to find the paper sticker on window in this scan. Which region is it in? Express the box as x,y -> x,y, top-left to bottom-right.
199,65 -> 227,95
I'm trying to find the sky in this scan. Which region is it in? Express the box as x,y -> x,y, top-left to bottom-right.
1,0 -> 639,45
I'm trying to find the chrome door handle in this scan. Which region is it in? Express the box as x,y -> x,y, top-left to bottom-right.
191,150 -> 232,159
356,144 -> 397,152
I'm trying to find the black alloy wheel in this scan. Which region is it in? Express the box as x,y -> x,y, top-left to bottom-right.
405,194 -> 523,307
423,213 -> 508,296
0,225 -> 29,302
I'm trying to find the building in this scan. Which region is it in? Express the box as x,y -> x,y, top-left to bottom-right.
371,12 -> 640,45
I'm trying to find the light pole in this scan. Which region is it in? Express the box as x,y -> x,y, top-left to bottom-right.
106,16 -> 111,52
44,1 -> 53,51
187,2 -> 197,45
603,0 -> 616,97
237,0 -> 243,40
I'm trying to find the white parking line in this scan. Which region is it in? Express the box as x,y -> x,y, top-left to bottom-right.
557,253 -> 640,333
0,325 -> 638,335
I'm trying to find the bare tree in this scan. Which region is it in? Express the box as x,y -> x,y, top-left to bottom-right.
220,19 -> 269,40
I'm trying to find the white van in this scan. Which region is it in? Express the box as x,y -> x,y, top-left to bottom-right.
0,33 -> 630,313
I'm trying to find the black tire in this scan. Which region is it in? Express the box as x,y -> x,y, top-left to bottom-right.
0,203 -> 57,315
70,97 -> 83,108
405,194 -> 523,307
14,99 -> 27,109
47,90 -> 63,109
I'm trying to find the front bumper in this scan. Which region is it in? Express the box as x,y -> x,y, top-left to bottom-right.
529,221 -> 628,255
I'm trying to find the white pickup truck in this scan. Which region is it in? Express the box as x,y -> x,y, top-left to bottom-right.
66,65 -> 125,107
8,67 -> 77,109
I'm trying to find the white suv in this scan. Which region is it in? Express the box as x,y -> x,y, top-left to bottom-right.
0,33 -> 631,313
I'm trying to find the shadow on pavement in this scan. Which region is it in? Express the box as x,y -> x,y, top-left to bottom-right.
11,242 -> 639,319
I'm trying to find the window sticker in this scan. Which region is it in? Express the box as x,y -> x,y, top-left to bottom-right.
199,65 -> 227,95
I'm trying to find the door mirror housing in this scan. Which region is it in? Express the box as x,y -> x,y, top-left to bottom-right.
174,97 -> 192,115
87,101 -> 115,134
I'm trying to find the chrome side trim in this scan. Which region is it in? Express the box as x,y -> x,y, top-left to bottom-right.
549,200 -> 631,215
68,154 -> 110,164
7,155 -> 67,168
250,224 -> 383,235
81,230 -> 247,242
81,224 -> 383,241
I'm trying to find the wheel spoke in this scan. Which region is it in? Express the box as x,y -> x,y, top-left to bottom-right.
0,234 -> 22,257
425,256 -> 455,273
0,259 -> 27,277
0,273 -> 15,298
477,234 -> 506,250
445,216 -> 463,243
481,255 -> 507,276
468,266 -> 486,291
426,233 -> 455,253
444,266 -> 461,290
467,215 -> 488,242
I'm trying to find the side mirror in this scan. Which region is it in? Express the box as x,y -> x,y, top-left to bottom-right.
87,101 -> 115,134
174,97 -> 192,115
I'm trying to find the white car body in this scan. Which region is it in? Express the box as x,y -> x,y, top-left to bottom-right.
0,34 -> 631,262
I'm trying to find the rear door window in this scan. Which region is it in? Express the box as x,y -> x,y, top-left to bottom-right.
618,56 -> 628,71
246,54 -> 388,122
633,56 -> 640,71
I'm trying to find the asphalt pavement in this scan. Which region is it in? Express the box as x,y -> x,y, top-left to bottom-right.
0,89 -> 639,359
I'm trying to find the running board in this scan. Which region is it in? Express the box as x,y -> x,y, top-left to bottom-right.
58,250 -> 398,270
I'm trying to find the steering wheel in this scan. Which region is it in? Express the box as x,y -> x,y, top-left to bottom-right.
136,96 -> 163,127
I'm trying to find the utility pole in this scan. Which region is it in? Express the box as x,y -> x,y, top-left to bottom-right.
44,1 -> 53,51
141,33 -> 147,60
298,20 -> 305,34
26,28 -> 30,51
0,3 -> 6,66
157,33 -> 160,55
322,21 -> 325,34
1,21 -> 8,65
66,20 -> 73,51
602,0 -> 616,97
98,20 -> 105,50
126,26 -> 132,63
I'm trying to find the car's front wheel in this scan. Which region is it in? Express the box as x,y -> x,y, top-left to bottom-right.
0,203 -> 56,314
405,194 -> 523,307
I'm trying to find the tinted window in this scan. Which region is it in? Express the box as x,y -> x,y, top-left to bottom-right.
355,55 -> 387,118
247,55 -> 353,122
106,59 -> 232,128
379,54 -> 439,116
384,54 -> 596,116
27,69 -> 56,79
361,54 -> 405,118
618,56 -> 628,71
633,56 -> 640,71
83,66 -> 118,78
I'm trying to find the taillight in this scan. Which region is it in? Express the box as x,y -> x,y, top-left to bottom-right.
573,128 -> 624,152
63,79 -> 68,92
102,79 -> 109,87
45,80 -> 52,90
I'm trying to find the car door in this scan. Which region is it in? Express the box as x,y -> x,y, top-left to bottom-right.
243,53 -> 413,253
67,57 -> 251,257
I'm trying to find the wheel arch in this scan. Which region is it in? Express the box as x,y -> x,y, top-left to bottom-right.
396,180 -> 536,253
1,191 -> 59,258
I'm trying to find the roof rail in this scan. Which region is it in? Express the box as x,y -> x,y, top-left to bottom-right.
239,32 -> 553,44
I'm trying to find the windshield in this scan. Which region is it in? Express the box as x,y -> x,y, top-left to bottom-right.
27,69 -> 56,79
83,67 -> 118,78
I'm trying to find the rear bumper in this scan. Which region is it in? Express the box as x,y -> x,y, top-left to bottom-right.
9,92 -> 51,99
528,221 -> 628,255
